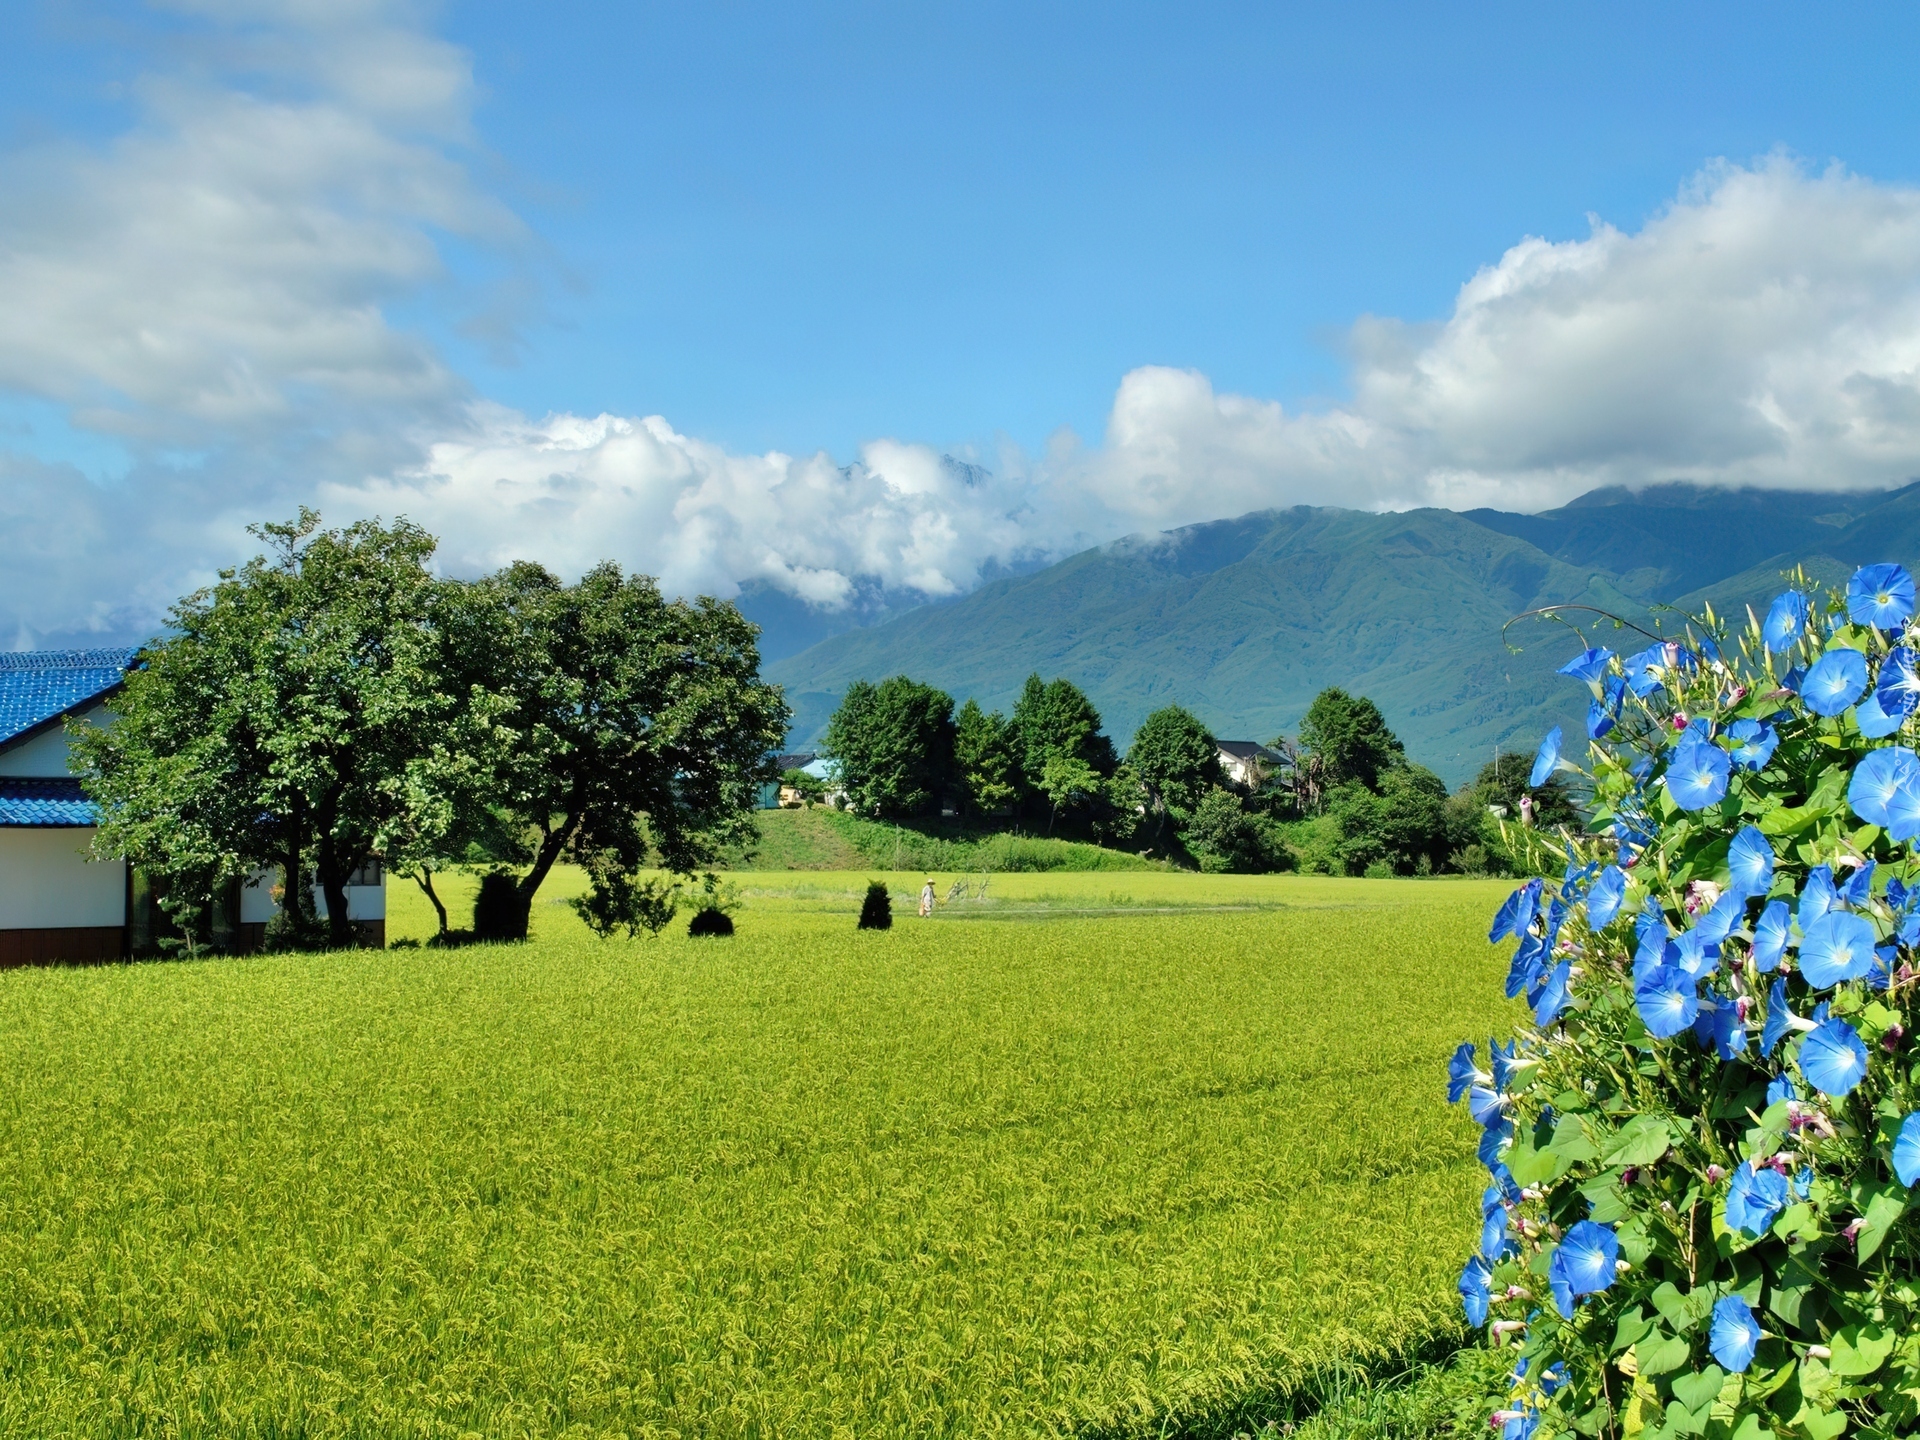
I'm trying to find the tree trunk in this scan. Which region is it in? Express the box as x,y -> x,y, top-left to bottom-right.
314,808 -> 353,949
413,868 -> 450,936
511,811 -> 581,939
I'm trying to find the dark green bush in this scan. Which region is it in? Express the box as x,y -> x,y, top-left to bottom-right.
472,871 -> 530,941
858,881 -> 892,930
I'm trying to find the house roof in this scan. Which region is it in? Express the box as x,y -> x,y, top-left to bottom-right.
1215,740 -> 1282,762
0,648 -> 140,750
0,778 -> 97,827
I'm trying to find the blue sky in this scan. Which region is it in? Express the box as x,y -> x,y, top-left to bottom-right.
6,2 -> 1920,643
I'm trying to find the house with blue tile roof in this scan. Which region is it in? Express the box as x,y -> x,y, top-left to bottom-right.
0,649 -> 141,965
0,648 -> 389,961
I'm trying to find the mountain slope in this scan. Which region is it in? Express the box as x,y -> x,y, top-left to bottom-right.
766,485 -> 1920,788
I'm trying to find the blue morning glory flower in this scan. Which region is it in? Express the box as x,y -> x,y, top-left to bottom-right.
1894,1114 -> 1920,1187
1802,647 -> 1869,717
1760,976 -> 1793,1056
1781,664 -> 1806,693
1710,998 -> 1746,1060
1469,1085 -> 1509,1129
1665,735 -> 1730,811
1623,644 -> 1669,698
1848,562 -> 1916,629
1586,866 -> 1627,930
1710,1296 -> 1761,1373
1669,929 -> 1719,980
1766,1072 -> 1797,1106
1843,860 -> 1876,906
1850,746 -> 1920,828
1750,901 -> 1790,972
1459,1254 -> 1492,1326
1558,647 -> 1614,683
1891,876 -> 1911,912
1482,1204 -> 1509,1264
1549,1221 -> 1619,1310
1871,945 -> 1898,992
1763,591 -> 1810,650
1477,1120 -> 1512,1170
1533,962 -> 1573,1027
1798,1018 -> 1870,1098
1507,931 -> 1546,1000
1502,1411 -> 1540,1440
1725,1161 -> 1789,1236
1725,719 -> 1779,771
1635,896 -> 1667,945
1857,689 -> 1906,739
1797,910 -> 1877,988
1448,1041 -> 1486,1103
1797,865 -> 1838,930
1587,697 -> 1615,740
1633,929 -> 1671,980
1529,727 -> 1563,788
1694,891 -> 1743,949
1886,775 -> 1920,843
1489,878 -> 1542,943
1725,825 -> 1774,900
1878,645 -> 1920,717
1793,1167 -> 1812,1200
1635,965 -> 1700,1039
1489,1038 -> 1520,1092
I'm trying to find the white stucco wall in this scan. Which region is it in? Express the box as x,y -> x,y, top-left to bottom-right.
0,703 -> 113,777
0,829 -> 125,929
239,869 -> 386,922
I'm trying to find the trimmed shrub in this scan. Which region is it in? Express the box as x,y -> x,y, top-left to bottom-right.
687,907 -> 734,938
858,881 -> 892,930
472,871 -> 530,941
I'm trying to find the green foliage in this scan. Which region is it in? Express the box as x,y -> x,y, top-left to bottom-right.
1299,689 -> 1407,792
954,698 -> 1023,814
477,560 -> 789,933
1326,765 -> 1452,877
74,510 -> 505,950
1037,751 -> 1103,831
1466,577 -> 1920,1440
1182,786 -> 1295,874
812,809 -> 1165,873
686,907 -> 734,937
0,870 -> 1516,1435
824,674 -> 957,819
1129,704 -> 1222,819
780,767 -> 827,803
570,860 -> 680,939
857,879 -> 892,928
1010,672 -> 1118,788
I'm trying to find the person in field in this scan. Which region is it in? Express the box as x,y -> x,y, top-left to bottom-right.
920,878 -> 935,918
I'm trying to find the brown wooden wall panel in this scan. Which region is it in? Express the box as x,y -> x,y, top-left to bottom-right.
0,926 -> 127,969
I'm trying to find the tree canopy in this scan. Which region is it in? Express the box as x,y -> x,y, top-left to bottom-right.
1296,688 -> 1405,791
1010,674 -> 1116,788
1127,705 -> 1221,818
824,675 -> 957,819
77,512 -> 507,948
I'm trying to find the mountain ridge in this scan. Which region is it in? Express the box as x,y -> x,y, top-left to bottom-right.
765,484 -> 1920,787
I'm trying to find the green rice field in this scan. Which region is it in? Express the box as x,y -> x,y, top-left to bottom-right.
0,870 -> 1517,1438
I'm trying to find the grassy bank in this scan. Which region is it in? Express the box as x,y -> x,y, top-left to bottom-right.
730,805 -> 1170,873
0,871 -> 1515,1437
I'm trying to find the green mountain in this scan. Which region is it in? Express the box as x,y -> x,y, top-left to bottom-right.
766,483 -> 1920,787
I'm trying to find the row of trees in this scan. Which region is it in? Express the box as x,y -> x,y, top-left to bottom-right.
820,675 -> 1576,876
76,512 -> 789,948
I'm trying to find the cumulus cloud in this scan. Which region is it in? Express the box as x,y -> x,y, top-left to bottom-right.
7,3 -> 1920,656
317,156 -> 1920,621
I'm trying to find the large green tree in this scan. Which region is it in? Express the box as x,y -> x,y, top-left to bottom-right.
77,512 -> 506,948
823,675 -> 957,820
953,699 -> 1022,814
475,561 -> 790,938
1126,705 -> 1221,820
1009,674 -> 1116,797
1296,688 -> 1405,791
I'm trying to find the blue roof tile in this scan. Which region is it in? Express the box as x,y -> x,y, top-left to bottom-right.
0,648 -> 140,749
0,778 -> 98,827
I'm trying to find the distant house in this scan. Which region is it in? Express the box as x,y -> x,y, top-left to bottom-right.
1214,740 -> 1283,792
761,751 -> 818,808
0,648 -> 386,964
